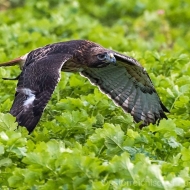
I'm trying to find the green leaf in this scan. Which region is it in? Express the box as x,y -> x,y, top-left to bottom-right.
0,145 -> 4,154
0,158 -> 12,167
1,0 -> 190,189
0,113 -> 18,131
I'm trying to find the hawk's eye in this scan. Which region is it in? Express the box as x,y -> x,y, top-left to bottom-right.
97,54 -> 106,60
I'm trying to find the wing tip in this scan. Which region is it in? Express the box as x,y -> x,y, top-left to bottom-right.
160,102 -> 170,113
136,106 -> 168,129
11,110 -> 40,133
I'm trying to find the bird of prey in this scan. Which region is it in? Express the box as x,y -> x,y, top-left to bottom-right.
0,40 -> 169,133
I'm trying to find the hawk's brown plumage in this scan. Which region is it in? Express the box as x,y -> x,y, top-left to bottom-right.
0,40 -> 169,133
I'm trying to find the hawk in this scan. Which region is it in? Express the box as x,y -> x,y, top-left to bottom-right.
0,40 -> 169,133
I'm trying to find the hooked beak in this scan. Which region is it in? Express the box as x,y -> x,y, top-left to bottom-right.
105,53 -> 116,65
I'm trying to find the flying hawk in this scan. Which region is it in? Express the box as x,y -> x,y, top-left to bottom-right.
0,40 -> 169,133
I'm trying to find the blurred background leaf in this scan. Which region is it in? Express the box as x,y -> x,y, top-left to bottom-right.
0,0 -> 190,189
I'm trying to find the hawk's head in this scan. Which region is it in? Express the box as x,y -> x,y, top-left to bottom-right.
87,47 -> 116,68
73,45 -> 116,68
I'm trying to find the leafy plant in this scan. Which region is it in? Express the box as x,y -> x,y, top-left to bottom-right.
0,0 -> 190,189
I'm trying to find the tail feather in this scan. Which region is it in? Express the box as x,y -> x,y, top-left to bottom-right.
0,57 -> 22,67
0,53 -> 29,69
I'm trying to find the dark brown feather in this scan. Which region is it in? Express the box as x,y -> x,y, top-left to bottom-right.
10,54 -> 72,133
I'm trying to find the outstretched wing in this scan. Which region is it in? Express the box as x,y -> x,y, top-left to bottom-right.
80,51 -> 169,126
10,53 -> 72,133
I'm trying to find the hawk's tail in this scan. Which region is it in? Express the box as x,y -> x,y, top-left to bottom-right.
0,57 -> 23,67
0,53 -> 29,69
0,57 -> 23,80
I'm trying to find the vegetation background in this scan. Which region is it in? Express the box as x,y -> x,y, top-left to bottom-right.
0,0 -> 190,189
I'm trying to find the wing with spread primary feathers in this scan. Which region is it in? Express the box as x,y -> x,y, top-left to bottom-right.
10,53 -> 72,133
80,51 -> 169,126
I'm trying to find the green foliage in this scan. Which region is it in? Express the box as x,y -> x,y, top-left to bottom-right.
0,0 -> 190,189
